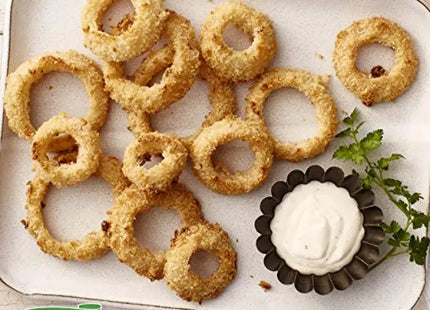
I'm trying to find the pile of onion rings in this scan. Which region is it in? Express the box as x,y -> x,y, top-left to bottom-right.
5,0 -> 419,304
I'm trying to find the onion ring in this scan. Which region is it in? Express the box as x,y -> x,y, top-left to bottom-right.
164,222 -> 237,303
31,113 -> 102,188
245,68 -> 339,162
107,183 -> 204,280
102,11 -> 200,114
122,132 -> 188,192
333,17 -> 418,105
4,50 -> 109,142
199,1 -> 277,82
81,0 -> 167,62
128,46 -> 237,148
190,116 -> 274,195
24,156 -> 129,261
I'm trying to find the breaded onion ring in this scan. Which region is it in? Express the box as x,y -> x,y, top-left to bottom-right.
333,17 -> 418,105
31,114 -> 102,188
103,11 -> 200,114
128,46 -> 237,148
122,132 -> 188,192
190,116 -> 273,195
245,68 -> 339,162
164,222 -> 237,303
199,1 -> 277,82
107,183 -> 204,280
81,0 -> 167,62
24,156 -> 129,261
4,50 -> 109,142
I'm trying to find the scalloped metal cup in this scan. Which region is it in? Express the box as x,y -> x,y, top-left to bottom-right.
255,165 -> 385,295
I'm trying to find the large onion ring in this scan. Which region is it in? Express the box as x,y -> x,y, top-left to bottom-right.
31,113 -> 102,188
107,183 -> 204,280
4,50 -> 109,142
245,68 -> 339,162
128,46 -> 237,148
24,156 -> 130,261
164,222 -> 237,303
199,1 -> 277,82
333,17 -> 418,105
103,11 -> 200,114
122,132 -> 188,192
81,0 -> 167,62
190,116 -> 274,195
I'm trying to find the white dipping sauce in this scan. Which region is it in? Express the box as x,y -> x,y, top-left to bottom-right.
270,181 -> 365,275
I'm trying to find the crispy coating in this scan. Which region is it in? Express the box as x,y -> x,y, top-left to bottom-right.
246,68 -> 339,162
103,11 -> 200,114
122,132 -> 188,192
107,183 -> 204,281
199,1 -> 277,82
24,156 -> 130,261
4,50 -> 109,142
190,116 -> 274,195
164,222 -> 237,303
31,113 -> 102,188
128,46 -> 237,148
81,0 -> 167,62
333,16 -> 418,105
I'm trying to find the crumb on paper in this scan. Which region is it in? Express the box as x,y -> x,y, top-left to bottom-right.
315,52 -> 324,60
236,238 -> 239,243
48,85 -> 54,90
259,280 -> 272,292
250,275 -> 254,278
20,219 -> 28,229
341,109 -> 348,115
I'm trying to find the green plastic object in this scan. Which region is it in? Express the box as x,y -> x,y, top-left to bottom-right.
26,304 -> 102,310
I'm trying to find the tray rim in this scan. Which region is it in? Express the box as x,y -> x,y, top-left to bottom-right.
0,0 -> 429,309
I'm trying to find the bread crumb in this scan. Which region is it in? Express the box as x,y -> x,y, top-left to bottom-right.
259,280 -> 271,292
48,85 -> 54,90
250,275 -> 254,278
315,52 -> 324,60
236,238 -> 239,243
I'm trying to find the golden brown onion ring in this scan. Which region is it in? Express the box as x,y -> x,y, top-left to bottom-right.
4,50 -> 109,142
199,1 -> 277,82
107,183 -> 204,280
103,11 -> 200,114
333,17 -> 418,105
31,113 -> 102,188
128,46 -> 237,149
164,222 -> 237,303
81,0 -> 167,62
122,132 -> 188,192
190,116 -> 274,195
246,68 -> 339,162
24,156 -> 129,261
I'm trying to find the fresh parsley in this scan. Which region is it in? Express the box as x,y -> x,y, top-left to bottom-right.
333,108 -> 430,268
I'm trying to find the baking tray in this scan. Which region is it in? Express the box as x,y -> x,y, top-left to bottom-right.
0,0 -> 430,309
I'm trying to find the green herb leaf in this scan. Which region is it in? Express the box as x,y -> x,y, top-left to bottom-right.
411,212 -> 430,229
360,129 -> 383,153
333,145 -> 353,161
343,108 -> 359,125
409,236 -> 430,265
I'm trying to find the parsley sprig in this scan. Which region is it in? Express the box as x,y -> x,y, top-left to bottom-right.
334,109 -> 429,268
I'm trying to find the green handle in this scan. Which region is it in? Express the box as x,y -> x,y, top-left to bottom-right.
78,305 -> 102,310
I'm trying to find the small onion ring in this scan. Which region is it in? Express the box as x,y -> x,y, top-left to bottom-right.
24,156 -> 130,261
190,116 -> 274,195
103,11 -> 200,114
199,1 -> 277,82
122,132 -> 188,192
4,50 -> 109,142
81,0 -> 167,62
164,222 -> 237,303
128,46 -> 237,149
107,183 -> 204,281
246,68 -> 339,162
31,113 -> 102,188
333,17 -> 418,105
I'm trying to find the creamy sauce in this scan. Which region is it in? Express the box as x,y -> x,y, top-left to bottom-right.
270,181 -> 365,275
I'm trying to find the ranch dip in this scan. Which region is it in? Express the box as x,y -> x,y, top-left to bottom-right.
270,181 -> 365,275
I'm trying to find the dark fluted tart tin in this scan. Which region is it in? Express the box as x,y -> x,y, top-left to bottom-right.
255,165 -> 385,295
